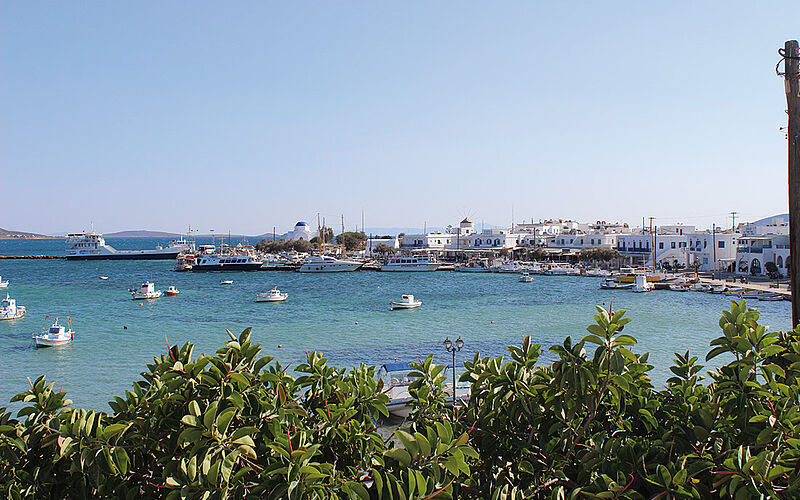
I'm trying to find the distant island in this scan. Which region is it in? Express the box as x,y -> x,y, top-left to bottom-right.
0,227 -> 57,239
104,230 -> 185,238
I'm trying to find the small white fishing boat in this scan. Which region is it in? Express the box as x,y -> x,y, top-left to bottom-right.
723,288 -> 744,296
709,285 -> 727,294
0,293 -> 26,320
220,280 -> 234,285
600,278 -> 634,290
130,282 -> 162,300
584,269 -> 613,277
756,292 -> 783,301
519,273 -> 534,283
689,283 -> 711,293
669,284 -> 690,292
740,291 -> 761,299
0,276 -> 8,288
256,287 -> 288,302
33,317 -> 74,347
632,275 -> 653,293
390,294 -> 422,310
164,286 -> 180,296
99,276 -> 109,280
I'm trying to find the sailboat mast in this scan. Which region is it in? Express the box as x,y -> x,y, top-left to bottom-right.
341,215 -> 345,256
317,213 -> 322,254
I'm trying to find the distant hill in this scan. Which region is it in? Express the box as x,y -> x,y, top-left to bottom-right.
0,227 -> 54,239
104,230 -> 184,238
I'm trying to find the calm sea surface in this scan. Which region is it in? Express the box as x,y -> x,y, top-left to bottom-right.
0,237 -> 792,411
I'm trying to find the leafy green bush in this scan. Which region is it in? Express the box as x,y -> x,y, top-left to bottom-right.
1,300 -> 798,498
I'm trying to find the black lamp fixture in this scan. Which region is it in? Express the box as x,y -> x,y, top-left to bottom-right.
443,336 -> 464,405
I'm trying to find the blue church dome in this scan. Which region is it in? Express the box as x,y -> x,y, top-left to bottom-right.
296,221 -> 308,227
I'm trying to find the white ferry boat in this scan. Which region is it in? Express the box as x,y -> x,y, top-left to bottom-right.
0,293 -> 26,320
298,255 -> 363,273
191,246 -> 263,272
0,276 -> 8,288
66,230 -> 190,260
380,254 -> 440,272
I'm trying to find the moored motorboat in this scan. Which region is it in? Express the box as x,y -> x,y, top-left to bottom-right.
689,283 -> 711,293
130,282 -> 162,300
757,292 -> 784,301
164,286 -> 180,296
298,255 -> 363,273
453,260 -> 491,273
390,294 -> 422,310
33,317 -> 74,347
0,276 -> 8,288
519,272 -> 534,283
0,293 -> 26,320
669,284 -> 690,292
256,287 -> 288,302
381,254 -> 440,272
709,285 -> 727,294
600,278 -> 634,290
220,280 -> 234,285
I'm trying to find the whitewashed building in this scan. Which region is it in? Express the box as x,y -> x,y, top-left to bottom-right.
284,221 -> 316,241
735,215 -> 790,276
365,237 -> 399,256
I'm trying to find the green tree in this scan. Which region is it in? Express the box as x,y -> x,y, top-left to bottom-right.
3,301 -> 800,499
578,247 -> 620,262
765,261 -> 781,279
335,232 -> 366,251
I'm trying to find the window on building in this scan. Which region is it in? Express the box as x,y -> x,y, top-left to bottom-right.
671,242 -> 676,249
659,242 -> 664,249
718,241 -> 725,248
778,256 -> 784,268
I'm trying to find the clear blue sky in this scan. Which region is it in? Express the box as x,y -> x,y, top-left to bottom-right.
1,1 -> 796,235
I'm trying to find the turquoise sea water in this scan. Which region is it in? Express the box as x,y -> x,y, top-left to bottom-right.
0,237 -> 792,411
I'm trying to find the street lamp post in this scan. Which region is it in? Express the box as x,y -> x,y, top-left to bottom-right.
443,337 -> 464,405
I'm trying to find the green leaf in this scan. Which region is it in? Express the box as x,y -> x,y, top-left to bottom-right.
385,447 -> 412,467
394,430 -> 419,459
216,408 -> 236,436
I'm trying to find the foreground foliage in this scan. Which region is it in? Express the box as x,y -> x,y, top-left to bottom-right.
1,300 -> 799,498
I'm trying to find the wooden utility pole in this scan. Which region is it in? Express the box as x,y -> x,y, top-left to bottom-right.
783,40 -> 800,326
712,224 -> 717,280
730,211 -> 738,232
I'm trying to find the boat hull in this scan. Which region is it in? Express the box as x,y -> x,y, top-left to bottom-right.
390,302 -> 422,310
191,263 -> 264,272
34,338 -> 72,347
298,263 -> 363,273
66,251 -> 181,261
256,296 -> 288,302
380,264 -> 440,272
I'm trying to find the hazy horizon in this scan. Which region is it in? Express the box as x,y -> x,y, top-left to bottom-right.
2,2 -> 796,235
